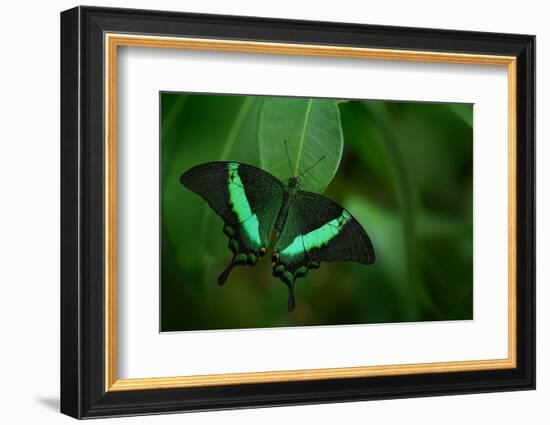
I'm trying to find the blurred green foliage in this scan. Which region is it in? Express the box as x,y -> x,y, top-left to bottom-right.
160,92 -> 473,332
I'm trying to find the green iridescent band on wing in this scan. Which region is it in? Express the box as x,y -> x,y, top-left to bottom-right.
280,211 -> 351,259
228,163 -> 262,248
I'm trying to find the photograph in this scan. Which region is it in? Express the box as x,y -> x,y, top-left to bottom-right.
160,93 -> 474,332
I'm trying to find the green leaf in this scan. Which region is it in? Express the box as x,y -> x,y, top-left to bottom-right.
258,97 -> 344,193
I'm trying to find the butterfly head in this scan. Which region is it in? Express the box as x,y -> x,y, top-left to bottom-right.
288,176 -> 300,188
283,139 -> 325,186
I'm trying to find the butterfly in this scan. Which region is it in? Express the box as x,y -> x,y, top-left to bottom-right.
180,147 -> 375,311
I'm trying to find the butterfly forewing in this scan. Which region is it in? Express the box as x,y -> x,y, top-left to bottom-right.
180,161 -> 285,284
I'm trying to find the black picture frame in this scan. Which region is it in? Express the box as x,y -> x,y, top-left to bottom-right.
61,5 -> 535,419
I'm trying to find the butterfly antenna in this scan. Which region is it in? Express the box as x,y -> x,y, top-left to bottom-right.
284,139 -> 295,176
298,155 -> 326,179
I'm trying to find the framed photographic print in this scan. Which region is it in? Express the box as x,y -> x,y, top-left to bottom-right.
60,6 -> 535,419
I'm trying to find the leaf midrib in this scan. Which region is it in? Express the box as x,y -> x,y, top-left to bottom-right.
294,99 -> 313,175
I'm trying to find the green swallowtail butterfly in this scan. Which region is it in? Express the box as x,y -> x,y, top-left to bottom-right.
180,150 -> 375,311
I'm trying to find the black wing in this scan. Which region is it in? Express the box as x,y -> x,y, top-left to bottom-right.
273,190 -> 375,310
181,161 -> 284,285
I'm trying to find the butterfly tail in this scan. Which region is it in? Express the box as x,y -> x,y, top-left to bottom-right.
218,260 -> 237,286
286,282 -> 296,312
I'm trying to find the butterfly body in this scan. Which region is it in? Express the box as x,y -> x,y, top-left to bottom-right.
180,161 -> 375,311
273,177 -> 299,238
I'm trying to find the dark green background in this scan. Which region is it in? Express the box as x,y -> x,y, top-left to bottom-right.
160,92 -> 473,332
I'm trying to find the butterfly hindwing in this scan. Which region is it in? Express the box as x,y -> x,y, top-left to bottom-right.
273,190 -> 375,310
180,161 -> 285,285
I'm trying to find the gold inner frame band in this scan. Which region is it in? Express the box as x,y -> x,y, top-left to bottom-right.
104,33 -> 517,392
